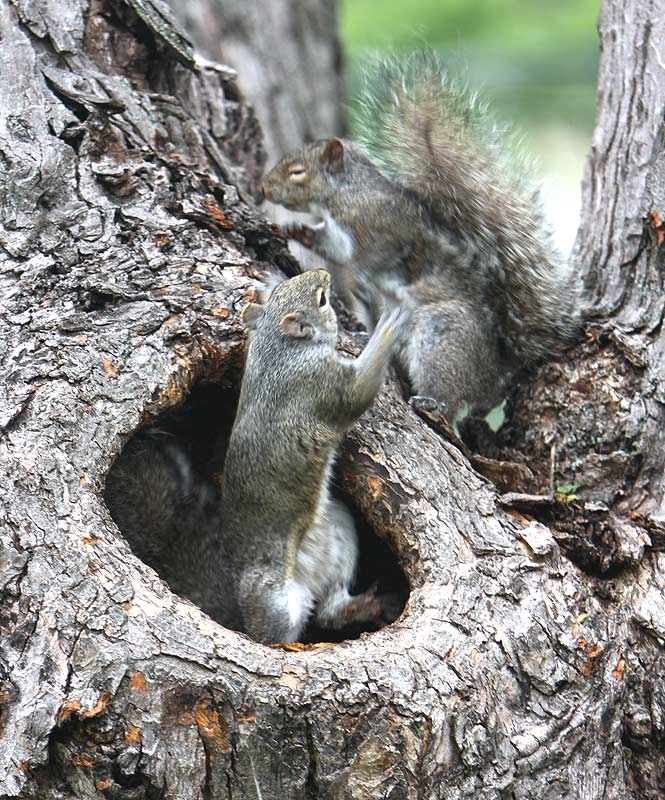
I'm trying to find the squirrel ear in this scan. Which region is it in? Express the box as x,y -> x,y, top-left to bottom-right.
320,138 -> 344,173
241,302 -> 264,329
280,312 -> 314,339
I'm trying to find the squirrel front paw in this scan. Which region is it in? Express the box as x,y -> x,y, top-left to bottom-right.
280,223 -> 318,248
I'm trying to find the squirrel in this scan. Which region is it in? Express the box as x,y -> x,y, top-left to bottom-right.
260,53 -> 579,422
105,270 -> 401,644
104,429 -> 240,626
221,268 -> 401,643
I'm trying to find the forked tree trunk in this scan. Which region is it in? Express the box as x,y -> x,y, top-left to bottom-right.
0,1 -> 663,799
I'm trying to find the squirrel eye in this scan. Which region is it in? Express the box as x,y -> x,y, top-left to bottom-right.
318,289 -> 327,308
288,165 -> 307,182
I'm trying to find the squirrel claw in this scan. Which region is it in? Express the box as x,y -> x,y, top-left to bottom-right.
410,395 -> 447,415
280,223 -> 318,248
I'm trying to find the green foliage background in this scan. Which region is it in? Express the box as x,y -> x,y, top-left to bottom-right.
342,0 -> 599,131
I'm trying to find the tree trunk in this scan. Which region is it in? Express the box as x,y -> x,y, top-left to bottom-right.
168,0 -> 345,166
165,0 -> 345,272
0,2 -> 663,800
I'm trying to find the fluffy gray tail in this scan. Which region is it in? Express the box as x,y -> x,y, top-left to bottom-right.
355,52 -> 578,363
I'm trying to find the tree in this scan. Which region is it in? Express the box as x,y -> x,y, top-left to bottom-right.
167,0 -> 345,164
0,0 -> 663,798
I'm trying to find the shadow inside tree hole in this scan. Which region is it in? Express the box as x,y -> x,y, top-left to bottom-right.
105,378 -> 409,644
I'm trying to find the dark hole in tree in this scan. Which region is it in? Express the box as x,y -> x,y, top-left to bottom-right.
105,376 -> 409,644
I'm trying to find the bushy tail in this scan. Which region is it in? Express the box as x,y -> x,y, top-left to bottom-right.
355,52 -> 578,363
105,430 -> 217,567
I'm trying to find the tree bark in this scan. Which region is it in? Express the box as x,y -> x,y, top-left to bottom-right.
0,2 -> 663,800
168,0 -> 345,166
165,0 -> 345,272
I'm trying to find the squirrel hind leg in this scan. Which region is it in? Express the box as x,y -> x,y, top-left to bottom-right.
311,498 -> 399,631
401,300 -> 508,421
238,568 -> 316,644
316,583 -> 389,629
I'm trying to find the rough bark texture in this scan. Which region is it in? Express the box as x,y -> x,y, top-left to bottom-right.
166,0 -> 344,269
168,0 -> 345,167
503,0 -> 665,514
0,2 -> 664,800
496,1 -> 665,795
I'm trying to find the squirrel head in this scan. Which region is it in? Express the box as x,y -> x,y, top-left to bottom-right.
260,139 -> 348,212
242,270 -> 337,345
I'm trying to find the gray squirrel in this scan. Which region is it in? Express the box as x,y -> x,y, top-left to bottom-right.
105,270 -> 401,643
104,429 -> 239,626
222,269 -> 401,643
260,54 -> 579,422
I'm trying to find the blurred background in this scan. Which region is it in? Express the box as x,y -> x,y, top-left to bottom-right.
342,0 -> 600,257
172,0 -> 600,258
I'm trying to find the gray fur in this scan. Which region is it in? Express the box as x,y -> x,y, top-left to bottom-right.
261,56 -> 579,419
104,430 -> 239,626
221,269 -> 401,643
105,272 -> 400,644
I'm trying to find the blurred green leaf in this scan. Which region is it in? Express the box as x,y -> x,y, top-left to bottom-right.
342,0 -> 600,55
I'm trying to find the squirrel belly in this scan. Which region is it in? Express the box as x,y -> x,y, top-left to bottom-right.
261,55 -> 579,420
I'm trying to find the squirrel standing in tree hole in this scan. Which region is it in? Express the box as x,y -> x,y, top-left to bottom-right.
222,269 -> 403,643
106,270 -> 403,644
